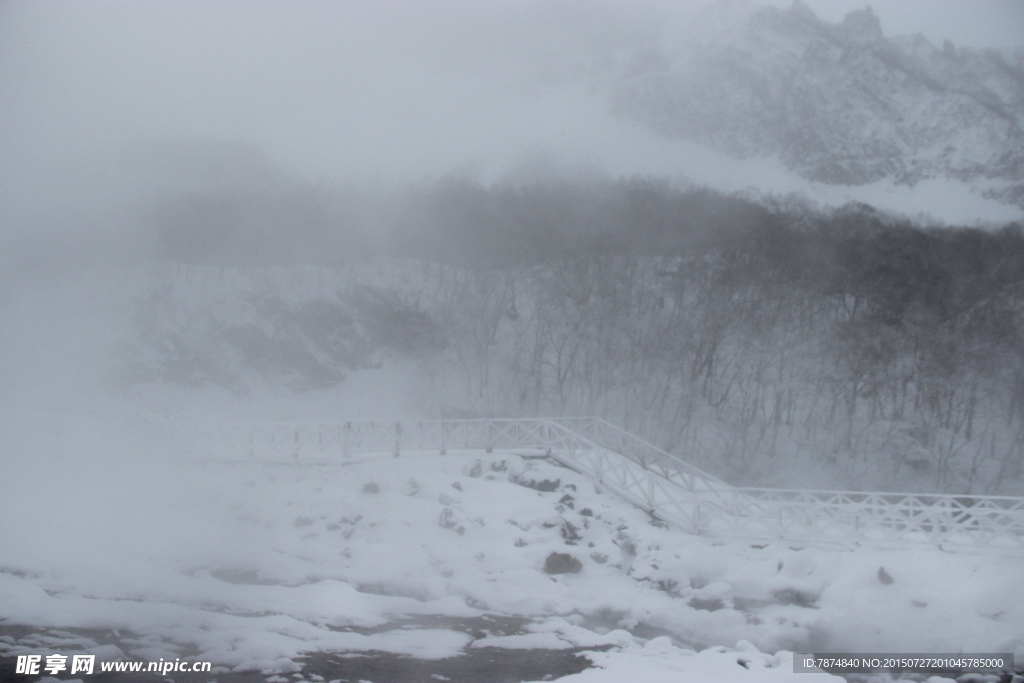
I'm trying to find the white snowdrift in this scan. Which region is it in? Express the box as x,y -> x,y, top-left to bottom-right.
1,449 -> 1020,679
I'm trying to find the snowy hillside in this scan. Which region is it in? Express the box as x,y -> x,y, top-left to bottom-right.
107,248 -> 1024,498
4,3 -> 1024,682
119,266 -> 443,395
1,449 -> 1020,680
601,2 -> 1024,207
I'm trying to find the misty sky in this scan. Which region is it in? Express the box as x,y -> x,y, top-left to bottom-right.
0,0 -> 1021,244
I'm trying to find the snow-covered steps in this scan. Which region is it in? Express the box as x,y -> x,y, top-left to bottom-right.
171,418 -> 1024,555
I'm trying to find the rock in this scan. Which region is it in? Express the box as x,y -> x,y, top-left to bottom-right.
878,566 -> 894,585
771,588 -> 817,607
362,481 -> 380,494
439,508 -> 466,536
560,520 -> 582,542
544,552 -> 583,574
516,477 -> 561,492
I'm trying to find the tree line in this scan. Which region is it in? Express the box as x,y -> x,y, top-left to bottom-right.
152,177 -> 1024,492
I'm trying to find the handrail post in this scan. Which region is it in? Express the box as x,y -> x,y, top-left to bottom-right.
394,421 -> 402,457
343,422 -> 351,459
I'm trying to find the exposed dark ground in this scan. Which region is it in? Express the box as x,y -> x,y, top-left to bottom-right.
1,649 -> 596,683
0,622 -> 602,683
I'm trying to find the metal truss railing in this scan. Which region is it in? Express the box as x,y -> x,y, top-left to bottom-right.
177,419 -> 557,460
721,488 -> 1024,551
549,417 -> 733,493
174,417 -> 1024,553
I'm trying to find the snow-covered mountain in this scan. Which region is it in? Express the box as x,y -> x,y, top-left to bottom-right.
603,1 -> 1024,207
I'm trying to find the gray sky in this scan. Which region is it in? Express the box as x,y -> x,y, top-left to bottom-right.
0,0 -> 1021,239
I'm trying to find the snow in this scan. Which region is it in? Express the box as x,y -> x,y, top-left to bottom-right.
546,642 -> 839,683
469,85 -> 1024,226
1,447 -> 1021,679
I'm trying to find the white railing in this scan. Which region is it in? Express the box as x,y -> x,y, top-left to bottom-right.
173,417 -> 1024,554
177,419 -> 559,460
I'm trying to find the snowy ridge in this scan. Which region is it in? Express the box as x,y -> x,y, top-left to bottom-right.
604,1 -> 1024,206
173,417 -> 1024,555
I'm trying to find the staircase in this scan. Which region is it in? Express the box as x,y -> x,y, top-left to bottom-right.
175,417 -> 1024,554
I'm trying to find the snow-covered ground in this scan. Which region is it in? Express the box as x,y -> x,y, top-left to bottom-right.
1,447 -> 1021,681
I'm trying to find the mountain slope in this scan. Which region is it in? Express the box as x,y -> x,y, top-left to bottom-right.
605,1 -> 1024,204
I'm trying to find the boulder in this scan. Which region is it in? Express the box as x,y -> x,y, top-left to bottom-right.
544,552 -> 582,574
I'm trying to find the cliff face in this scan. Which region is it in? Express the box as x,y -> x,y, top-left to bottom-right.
605,1 -> 1024,203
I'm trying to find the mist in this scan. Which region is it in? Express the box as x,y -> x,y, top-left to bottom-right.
2,1 -> 1023,678
3,0 -> 1020,255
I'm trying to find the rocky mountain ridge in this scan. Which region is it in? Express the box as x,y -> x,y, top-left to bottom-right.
603,1 -> 1024,204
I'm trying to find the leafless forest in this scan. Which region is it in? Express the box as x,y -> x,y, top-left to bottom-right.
129,177 -> 1024,494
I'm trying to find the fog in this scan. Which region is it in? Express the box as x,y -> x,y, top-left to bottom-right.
0,1 -> 645,191
0,0 -> 729,422
3,0 -> 1020,254
1,1 -> 1023,677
